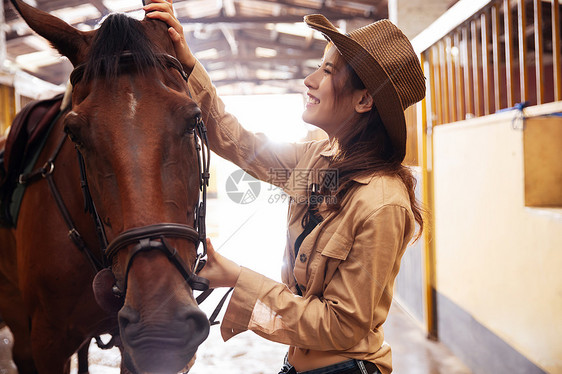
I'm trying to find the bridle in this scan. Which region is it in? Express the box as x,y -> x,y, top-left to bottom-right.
16,52 -> 228,353
68,52 -> 212,296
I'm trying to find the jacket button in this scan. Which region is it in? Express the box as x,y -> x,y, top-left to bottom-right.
299,253 -> 307,262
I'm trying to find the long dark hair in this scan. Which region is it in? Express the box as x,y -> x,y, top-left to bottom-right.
322,45 -> 424,241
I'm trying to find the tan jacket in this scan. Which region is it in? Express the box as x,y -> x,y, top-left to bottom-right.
188,62 -> 415,374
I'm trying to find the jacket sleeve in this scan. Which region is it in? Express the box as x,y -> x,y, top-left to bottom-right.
219,204 -> 410,350
187,61 -> 310,187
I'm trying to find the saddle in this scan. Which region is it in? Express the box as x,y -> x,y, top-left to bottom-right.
0,93 -> 64,227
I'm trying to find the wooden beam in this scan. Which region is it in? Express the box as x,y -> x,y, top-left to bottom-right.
198,52 -> 321,64
491,3 -> 502,112
518,0 -> 528,102
504,0 -> 516,107
0,0 -> 6,68
534,0 -> 543,104
471,19 -> 481,117
481,10 -> 491,115
177,13 -> 367,25
553,0 -> 562,101
89,0 -> 110,17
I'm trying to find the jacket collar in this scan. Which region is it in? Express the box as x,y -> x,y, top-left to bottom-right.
319,141 -> 374,185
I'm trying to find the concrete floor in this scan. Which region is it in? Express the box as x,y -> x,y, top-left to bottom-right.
385,303 -> 472,374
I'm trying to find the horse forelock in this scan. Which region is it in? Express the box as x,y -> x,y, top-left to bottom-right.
83,14 -> 165,82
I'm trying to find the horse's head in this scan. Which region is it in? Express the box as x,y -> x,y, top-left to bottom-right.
11,0 -> 210,371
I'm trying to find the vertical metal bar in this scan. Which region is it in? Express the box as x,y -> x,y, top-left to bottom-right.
0,0 -> 6,71
472,19 -> 481,117
446,36 -> 457,121
439,41 -> 450,123
492,3 -> 502,111
463,26 -> 474,117
518,0 -> 528,103
534,0 -> 544,104
454,32 -> 465,119
432,46 -> 443,125
419,51 -> 437,340
504,0 -> 516,106
552,0 -> 561,101
481,11 -> 491,115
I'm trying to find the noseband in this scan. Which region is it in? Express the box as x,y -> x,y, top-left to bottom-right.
69,53 -> 211,296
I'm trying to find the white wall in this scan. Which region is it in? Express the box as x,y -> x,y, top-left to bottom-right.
432,103 -> 562,373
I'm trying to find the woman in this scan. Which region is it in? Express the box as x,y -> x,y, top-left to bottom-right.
145,2 -> 426,373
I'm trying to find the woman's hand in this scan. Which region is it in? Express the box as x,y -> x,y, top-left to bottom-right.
199,238 -> 241,289
143,0 -> 197,71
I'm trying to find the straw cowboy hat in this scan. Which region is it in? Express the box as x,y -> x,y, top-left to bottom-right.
304,14 -> 426,161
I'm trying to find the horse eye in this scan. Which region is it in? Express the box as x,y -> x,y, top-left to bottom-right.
184,114 -> 201,135
64,126 -> 83,147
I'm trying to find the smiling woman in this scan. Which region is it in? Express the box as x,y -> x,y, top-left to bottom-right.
144,1 -> 426,373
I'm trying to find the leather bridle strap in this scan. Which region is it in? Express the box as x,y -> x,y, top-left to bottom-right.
105,223 -> 199,260
18,131 -> 104,273
108,224 -> 210,296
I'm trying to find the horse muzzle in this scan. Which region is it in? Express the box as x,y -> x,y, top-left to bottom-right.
118,303 -> 210,373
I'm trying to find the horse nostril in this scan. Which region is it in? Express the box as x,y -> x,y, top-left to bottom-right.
178,305 -> 210,342
118,305 -> 140,329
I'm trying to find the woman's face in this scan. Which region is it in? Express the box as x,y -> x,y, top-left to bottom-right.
302,46 -> 363,138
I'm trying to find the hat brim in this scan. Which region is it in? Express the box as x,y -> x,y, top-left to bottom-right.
304,14 -> 407,160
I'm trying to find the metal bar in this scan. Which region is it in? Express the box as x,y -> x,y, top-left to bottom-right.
454,32 -> 465,119
431,46 -> 443,125
504,0 -> 516,106
439,41 -> 450,123
463,26 -> 474,116
481,11 -> 491,115
534,0 -> 544,104
446,36 -> 457,121
518,0 -> 528,102
492,3 -> 502,111
472,19 -> 482,117
419,51 -> 437,340
553,0 -> 562,101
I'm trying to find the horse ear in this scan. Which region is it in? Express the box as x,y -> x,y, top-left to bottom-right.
10,0 -> 94,66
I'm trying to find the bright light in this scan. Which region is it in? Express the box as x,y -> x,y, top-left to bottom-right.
450,46 -> 460,57
15,51 -> 64,69
221,94 -> 309,143
51,4 -> 101,24
255,47 -> 277,58
195,48 -> 220,60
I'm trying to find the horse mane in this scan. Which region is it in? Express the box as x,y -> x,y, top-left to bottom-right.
84,13 -> 165,82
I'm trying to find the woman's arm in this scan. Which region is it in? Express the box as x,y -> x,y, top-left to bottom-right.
220,205 -> 411,350
145,0 -> 311,186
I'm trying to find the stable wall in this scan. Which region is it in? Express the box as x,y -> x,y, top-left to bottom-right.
432,102 -> 562,374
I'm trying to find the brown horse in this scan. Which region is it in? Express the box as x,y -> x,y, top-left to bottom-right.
0,1 -> 211,372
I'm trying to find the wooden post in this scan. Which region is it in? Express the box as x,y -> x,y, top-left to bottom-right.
454,32 -> 465,120
463,26 -> 474,117
492,3 -> 502,112
553,0 -> 562,101
0,0 -> 5,69
504,0 -> 516,107
534,0 -> 544,104
471,19 -> 481,117
446,37 -> 457,122
518,0 -> 528,102
481,11 -> 492,115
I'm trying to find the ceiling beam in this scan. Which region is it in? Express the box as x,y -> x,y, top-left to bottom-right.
89,0 -> 110,17
177,13 -> 370,25
198,51 -> 320,64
